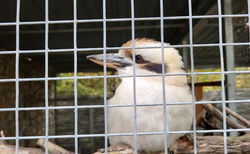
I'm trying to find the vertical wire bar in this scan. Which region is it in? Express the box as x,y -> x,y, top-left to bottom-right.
188,0 -> 197,153
217,0 -> 228,153
130,0 -> 137,153
248,0 -> 250,40
247,1 -> 250,124
73,0 -> 78,153
159,0 -> 168,153
15,0 -> 20,153
45,0 -> 49,153
102,0 -> 108,153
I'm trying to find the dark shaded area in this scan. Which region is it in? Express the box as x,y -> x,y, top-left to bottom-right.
0,0 -> 220,73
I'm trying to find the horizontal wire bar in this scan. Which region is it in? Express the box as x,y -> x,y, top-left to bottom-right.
1,99 -> 250,112
1,70 -> 249,83
0,72 -> 249,83
2,42 -> 250,55
1,13 -> 250,26
195,99 -> 250,104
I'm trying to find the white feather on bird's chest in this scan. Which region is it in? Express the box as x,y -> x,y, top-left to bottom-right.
107,77 -> 193,152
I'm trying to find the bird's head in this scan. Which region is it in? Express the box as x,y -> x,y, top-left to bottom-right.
87,38 -> 187,86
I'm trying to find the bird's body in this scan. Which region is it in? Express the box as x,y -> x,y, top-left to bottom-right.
108,77 -> 192,152
87,38 -> 193,153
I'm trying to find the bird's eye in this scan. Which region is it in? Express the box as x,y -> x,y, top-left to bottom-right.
135,55 -> 144,63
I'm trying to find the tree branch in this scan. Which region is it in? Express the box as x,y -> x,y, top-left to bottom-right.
225,107 -> 250,128
201,104 -> 246,129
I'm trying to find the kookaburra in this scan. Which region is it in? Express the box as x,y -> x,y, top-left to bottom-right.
87,38 -> 193,153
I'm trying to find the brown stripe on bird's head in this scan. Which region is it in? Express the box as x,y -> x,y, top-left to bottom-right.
142,62 -> 167,74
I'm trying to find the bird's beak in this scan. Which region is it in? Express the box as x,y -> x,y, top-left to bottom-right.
87,53 -> 132,69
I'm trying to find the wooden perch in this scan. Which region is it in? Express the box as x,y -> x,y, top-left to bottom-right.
37,138 -> 74,154
0,130 -> 75,154
171,133 -> 250,153
0,130 -> 44,154
94,133 -> 250,154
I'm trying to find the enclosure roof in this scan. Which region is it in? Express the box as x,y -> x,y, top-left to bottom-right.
0,0 -> 231,73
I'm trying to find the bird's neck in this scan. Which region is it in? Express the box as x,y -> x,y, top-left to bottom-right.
117,67 -> 188,87
119,75 -> 188,87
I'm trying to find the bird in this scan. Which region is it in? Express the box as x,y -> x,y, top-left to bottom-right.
87,38 -> 193,153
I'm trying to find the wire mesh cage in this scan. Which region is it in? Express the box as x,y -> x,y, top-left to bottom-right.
0,0 -> 250,154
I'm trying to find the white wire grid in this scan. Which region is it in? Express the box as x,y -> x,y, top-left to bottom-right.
0,0 -> 250,154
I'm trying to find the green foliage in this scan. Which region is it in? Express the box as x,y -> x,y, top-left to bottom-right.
189,67 -> 250,92
235,67 -> 250,89
57,67 -> 249,96
56,72 -> 121,97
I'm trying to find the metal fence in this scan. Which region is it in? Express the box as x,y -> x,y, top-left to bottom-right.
0,0 -> 250,154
